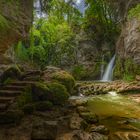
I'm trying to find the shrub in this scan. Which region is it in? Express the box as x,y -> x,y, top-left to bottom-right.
52,71 -> 75,94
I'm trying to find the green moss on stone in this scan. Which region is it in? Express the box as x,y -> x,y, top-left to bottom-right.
52,71 -> 75,94
32,82 -> 69,105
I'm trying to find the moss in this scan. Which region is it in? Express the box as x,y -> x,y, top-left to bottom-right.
32,82 -> 69,105
0,66 -> 22,84
47,82 -> 69,105
80,112 -> 98,124
35,101 -> 53,111
52,71 -> 75,94
31,82 -> 50,101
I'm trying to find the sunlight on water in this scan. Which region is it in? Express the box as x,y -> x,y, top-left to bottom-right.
87,93 -> 140,132
87,93 -> 140,118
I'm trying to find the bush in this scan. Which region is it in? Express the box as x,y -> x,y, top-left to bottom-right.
52,71 -> 75,94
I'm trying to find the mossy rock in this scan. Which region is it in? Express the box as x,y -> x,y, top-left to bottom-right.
47,82 -> 69,105
79,112 -> 98,124
32,82 -> 69,105
0,110 -> 24,124
35,101 -> 53,111
32,83 -> 50,102
0,65 -> 22,84
51,71 -> 75,94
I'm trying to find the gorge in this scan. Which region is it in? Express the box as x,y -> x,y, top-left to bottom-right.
0,0 -> 140,140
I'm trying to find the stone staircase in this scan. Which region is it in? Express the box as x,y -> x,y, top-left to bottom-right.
0,69 -> 42,124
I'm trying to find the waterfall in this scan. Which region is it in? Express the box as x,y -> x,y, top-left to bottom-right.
101,55 -> 116,82
100,55 -> 105,79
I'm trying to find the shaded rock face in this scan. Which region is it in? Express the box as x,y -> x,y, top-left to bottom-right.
117,18 -> 140,65
77,40 -> 99,67
0,0 -> 33,54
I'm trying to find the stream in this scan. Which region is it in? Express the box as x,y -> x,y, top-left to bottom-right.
87,92 -> 140,132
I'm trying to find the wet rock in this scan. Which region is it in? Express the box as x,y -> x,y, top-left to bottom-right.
89,125 -> 109,135
31,120 -> 58,140
80,112 -> 98,124
77,106 -> 89,114
69,113 -> 84,130
68,97 -> 88,107
91,132 -> 108,140
109,132 -> 140,140
57,130 -> 108,140
56,130 -> 92,140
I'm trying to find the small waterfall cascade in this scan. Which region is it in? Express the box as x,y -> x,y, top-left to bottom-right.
101,55 -> 116,82
100,55 -> 105,79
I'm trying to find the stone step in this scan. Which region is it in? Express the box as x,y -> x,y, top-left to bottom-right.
23,75 -> 41,81
0,103 -> 8,111
2,85 -> 26,91
25,70 -> 41,75
0,97 -> 15,103
0,90 -> 22,97
9,81 -> 37,86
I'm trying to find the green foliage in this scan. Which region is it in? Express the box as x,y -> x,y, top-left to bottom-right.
0,14 -> 10,30
123,74 -> 134,82
114,58 -> 140,81
72,65 -> 86,80
52,71 -> 75,93
14,41 -> 29,62
128,4 -> 140,19
83,0 -> 120,46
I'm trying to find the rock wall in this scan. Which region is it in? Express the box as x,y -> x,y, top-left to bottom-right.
115,2 -> 140,80
117,18 -> 140,64
0,0 -> 33,54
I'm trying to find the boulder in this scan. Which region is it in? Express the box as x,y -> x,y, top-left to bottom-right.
42,66 -> 75,94
69,113 -> 84,130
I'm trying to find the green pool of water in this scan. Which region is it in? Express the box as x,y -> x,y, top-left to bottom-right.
87,92 -> 140,132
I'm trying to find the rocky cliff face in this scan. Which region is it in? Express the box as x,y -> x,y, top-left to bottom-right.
117,18 -> 140,65
115,2 -> 140,80
0,0 -> 33,54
